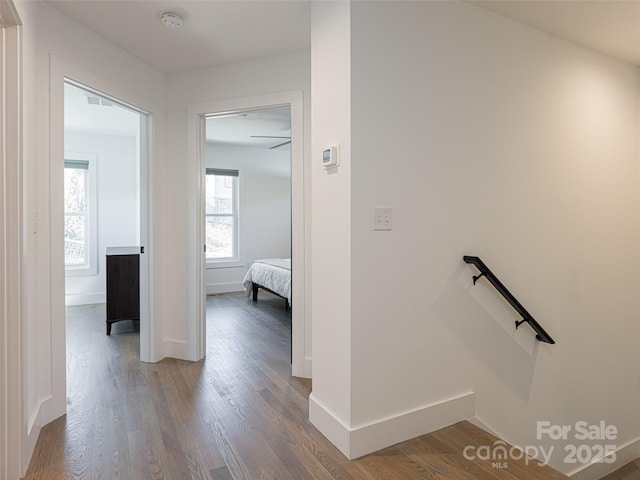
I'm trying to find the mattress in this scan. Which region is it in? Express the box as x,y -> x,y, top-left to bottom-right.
242,258 -> 292,304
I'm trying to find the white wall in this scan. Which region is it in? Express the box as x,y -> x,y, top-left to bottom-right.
16,0 -> 166,474
311,0 -> 640,475
64,131 -> 139,305
164,52 -> 311,361
308,0 -> 353,456
205,143 -> 291,294
356,0 -> 639,473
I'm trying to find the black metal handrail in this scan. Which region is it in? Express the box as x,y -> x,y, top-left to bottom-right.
463,256 -> 555,344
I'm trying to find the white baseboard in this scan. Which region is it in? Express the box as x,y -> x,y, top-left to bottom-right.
350,392 -> 476,459
23,394 -> 71,476
163,339 -> 190,360
206,282 -> 244,295
23,424 -> 41,476
309,391 -> 476,460
309,394 -> 352,457
64,292 -> 105,306
469,416 -> 640,480
568,436 -> 640,480
467,416 -> 500,438
23,407 -> 42,476
23,396 -> 48,475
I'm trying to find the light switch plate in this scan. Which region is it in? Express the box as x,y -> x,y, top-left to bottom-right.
373,207 -> 392,231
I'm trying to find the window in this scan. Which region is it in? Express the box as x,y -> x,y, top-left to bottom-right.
64,154 -> 97,275
206,168 -> 239,261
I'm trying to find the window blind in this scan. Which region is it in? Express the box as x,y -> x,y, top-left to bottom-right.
206,168 -> 238,177
64,160 -> 89,170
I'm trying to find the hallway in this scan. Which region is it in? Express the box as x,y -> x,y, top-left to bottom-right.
24,294 -> 569,479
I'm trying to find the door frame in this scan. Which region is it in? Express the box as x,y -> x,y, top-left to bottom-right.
187,91 -> 308,376
47,56 -> 159,423
1,1 -> 24,477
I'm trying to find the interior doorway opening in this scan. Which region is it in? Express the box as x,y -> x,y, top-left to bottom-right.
63,81 -> 148,401
204,106 -> 293,357
190,91 -> 307,377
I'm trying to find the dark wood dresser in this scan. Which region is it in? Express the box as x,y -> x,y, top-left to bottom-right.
105,246 -> 140,335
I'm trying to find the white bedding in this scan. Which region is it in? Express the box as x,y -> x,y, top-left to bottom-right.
243,258 -> 292,304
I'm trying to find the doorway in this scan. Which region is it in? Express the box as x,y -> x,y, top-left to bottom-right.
188,91 -> 308,376
62,80 -> 148,399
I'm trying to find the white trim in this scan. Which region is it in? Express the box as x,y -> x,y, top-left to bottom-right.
48,57 -> 68,425
206,260 -> 244,269
467,416 -> 500,438
187,91 -> 308,376
24,396 -> 48,468
308,394 -> 352,457
309,392 -> 476,460
64,292 -> 105,306
190,108 -> 206,362
1,4 -> 24,478
351,392 -> 476,459
206,282 -> 243,295
138,102 -> 155,361
567,436 -> 640,480
163,339 -> 189,360
303,357 -> 312,378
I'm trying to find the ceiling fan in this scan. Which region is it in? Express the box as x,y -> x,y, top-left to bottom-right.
250,135 -> 291,149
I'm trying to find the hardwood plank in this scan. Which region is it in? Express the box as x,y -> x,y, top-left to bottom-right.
601,458 -> 640,480
23,294 -> 571,480
356,446 -> 442,480
210,465 -> 233,480
395,435 -> 485,480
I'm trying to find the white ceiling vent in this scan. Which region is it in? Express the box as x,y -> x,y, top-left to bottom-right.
85,95 -> 114,107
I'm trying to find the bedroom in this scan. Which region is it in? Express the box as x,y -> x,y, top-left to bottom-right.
205,106 -> 293,346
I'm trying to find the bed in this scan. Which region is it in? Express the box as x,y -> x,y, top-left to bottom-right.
242,258 -> 291,309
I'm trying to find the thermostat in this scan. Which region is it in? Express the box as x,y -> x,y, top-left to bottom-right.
322,145 -> 338,169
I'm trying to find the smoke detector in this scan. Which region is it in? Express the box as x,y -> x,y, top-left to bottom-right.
160,11 -> 183,29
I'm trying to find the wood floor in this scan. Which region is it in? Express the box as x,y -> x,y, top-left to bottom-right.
24,292 -> 570,480
601,459 -> 640,480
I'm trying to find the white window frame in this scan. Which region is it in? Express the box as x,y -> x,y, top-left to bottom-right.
64,151 -> 98,276
205,168 -> 240,267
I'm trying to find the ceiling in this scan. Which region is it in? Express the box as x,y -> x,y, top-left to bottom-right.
47,1 -> 640,73
469,1 -> 640,66
206,107 -> 291,150
47,0 -> 311,74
